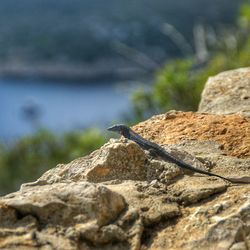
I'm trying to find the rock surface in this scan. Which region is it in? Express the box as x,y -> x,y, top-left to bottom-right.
0,67 -> 250,250
133,112 -> 250,158
198,67 -> 250,117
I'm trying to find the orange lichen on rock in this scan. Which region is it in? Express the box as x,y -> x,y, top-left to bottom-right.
133,111 -> 250,158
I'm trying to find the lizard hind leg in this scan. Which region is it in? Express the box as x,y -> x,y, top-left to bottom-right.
147,148 -> 159,158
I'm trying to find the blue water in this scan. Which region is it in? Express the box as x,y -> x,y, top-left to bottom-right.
0,78 -> 136,140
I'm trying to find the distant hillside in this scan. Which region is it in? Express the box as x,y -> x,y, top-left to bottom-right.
0,0 -> 243,80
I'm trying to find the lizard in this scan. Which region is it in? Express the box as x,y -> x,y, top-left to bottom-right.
107,124 -> 234,183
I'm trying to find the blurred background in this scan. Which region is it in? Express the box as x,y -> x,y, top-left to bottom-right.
0,0 -> 249,194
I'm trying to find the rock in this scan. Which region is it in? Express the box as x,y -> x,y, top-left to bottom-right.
148,187 -> 250,250
1,138 -> 250,249
35,138 -> 147,185
185,196 -> 250,250
198,67 -> 250,117
0,182 -> 126,248
0,68 -> 250,249
107,181 -> 180,226
2,182 -> 125,227
77,223 -> 127,245
167,176 -> 227,205
1,143 -> 249,250
133,111 -> 250,158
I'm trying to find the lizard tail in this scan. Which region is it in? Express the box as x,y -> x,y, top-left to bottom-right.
160,151 -> 232,182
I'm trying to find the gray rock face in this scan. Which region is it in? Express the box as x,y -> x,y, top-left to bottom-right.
36,138 -> 147,184
199,67 -> 250,117
0,182 -> 126,248
185,196 -> 250,250
3,182 -> 125,227
1,138 -> 249,249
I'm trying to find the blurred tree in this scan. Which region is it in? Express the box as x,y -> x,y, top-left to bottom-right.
131,2 -> 250,120
0,129 -> 106,195
239,2 -> 250,28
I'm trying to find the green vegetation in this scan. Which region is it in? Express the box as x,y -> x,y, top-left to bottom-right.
132,2 -> 250,120
0,129 -> 106,195
0,2 -> 249,195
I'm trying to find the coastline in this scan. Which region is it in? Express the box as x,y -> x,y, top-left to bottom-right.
0,60 -> 152,83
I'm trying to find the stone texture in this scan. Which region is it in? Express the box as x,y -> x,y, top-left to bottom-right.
148,187 -> 250,250
133,111 -> 250,158
0,182 -> 126,249
35,138 -> 147,185
2,182 -> 125,227
198,67 -> 250,117
0,67 -> 250,249
1,139 -> 249,249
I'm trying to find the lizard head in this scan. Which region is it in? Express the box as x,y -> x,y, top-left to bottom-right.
107,124 -> 130,136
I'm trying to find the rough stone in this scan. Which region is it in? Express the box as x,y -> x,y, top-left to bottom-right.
166,176 -> 227,205
1,137 -> 249,249
147,188 -> 250,250
2,182 -> 125,227
34,138 -> 147,185
133,111 -> 250,158
107,181 -> 180,226
0,182 -> 126,249
198,67 -> 250,117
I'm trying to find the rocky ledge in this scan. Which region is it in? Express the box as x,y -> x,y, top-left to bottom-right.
0,67 -> 250,250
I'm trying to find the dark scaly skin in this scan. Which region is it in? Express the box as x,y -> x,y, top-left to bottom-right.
108,124 -> 233,182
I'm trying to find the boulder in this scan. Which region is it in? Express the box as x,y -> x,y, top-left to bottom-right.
198,67 -> 250,117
